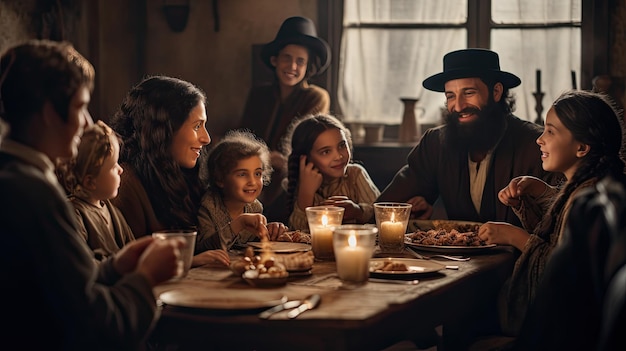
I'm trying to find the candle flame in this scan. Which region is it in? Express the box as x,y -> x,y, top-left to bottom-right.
348,233 -> 357,247
322,214 -> 328,226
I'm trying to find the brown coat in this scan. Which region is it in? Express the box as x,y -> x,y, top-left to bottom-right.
240,81 -> 330,150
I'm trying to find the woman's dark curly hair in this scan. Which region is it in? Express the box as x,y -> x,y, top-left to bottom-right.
109,75 -> 208,230
534,90 -> 626,238
281,113 -> 353,214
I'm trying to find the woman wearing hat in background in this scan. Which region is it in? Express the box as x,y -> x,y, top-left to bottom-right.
239,16 -> 331,223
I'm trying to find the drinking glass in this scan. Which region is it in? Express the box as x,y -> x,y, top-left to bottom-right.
152,229 -> 197,279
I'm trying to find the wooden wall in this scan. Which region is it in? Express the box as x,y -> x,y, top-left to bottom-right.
1,0 -> 625,137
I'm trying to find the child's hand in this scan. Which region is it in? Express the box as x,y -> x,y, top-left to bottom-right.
299,155 -> 323,193
192,249 -> 230,267
478,221 -> 530,250
232,213 -> 270,241
267,222 -> 288,241
499,176 -> 548,207
323,196 -> 362,221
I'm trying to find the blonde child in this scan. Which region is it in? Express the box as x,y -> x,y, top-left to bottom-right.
282,113 -> 381,230
56,120 -> 135,260
197,130 -> 288,253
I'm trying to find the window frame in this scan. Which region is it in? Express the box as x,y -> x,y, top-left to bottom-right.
317,0 -> 608,117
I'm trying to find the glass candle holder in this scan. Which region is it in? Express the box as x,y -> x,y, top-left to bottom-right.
152,229 -> 197,279
333,224 -> 377,286
305,206 -> 345,260
373,202 -> 411,253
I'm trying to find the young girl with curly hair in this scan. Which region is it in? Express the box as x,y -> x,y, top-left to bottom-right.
197,130 -> 287,253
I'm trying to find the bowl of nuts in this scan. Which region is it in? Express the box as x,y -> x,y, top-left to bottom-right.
231,246 -> 289,288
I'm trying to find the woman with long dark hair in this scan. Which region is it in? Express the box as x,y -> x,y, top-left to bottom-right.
111,75 -> 268,267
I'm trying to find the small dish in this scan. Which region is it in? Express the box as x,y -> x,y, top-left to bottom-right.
242,270 -> 289,288
369,258 -> 445,278
159,288 -> 287,311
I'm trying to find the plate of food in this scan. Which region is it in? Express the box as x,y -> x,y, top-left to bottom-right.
247,241 -> 312,253
369,258 -> 445,278
408,219 -> 483,232
159,288 -> 287,311
405,220 -> 496,254
276,230 -> 311,244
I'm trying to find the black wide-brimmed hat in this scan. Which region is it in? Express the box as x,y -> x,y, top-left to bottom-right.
422,48 -> 521,92
260,16 -> 330,76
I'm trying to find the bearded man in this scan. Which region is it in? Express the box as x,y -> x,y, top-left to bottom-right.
377,49 -> 559,226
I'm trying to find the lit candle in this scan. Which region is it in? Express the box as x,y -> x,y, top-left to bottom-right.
380,220 -> 405,246
536,69 -> 541,92
311,214 -> 334,259
335,232 -> 371,282
374,202 -> 411,253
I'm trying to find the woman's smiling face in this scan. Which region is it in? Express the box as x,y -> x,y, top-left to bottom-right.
171,102 -> 211,168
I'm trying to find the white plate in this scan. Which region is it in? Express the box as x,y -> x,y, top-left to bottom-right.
369,258 -> 445,278
406,220 -> 495,254
159,288 -> 287,311
405,240 -> 497,254
248,241 -> 312,253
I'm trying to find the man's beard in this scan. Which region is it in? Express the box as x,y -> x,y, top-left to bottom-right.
443,97 -> 506,153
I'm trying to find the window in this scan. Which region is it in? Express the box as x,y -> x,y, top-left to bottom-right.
338,0 -> 581,126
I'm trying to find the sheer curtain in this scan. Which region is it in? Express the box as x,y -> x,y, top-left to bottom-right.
338,0 -> 581,125
492,0 -> 581,123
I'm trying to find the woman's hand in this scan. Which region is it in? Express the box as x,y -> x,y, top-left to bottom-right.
232,213 -> 269,241
267,222 -> 288,241
407,196 -> 433,219
478,221 -> 530,250
499,176 -> 549,207
192,249 -> 230,267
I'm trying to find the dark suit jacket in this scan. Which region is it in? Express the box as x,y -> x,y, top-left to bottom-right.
378,114 -> 557,226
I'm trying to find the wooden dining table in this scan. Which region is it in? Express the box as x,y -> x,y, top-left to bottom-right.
148,246 -> 516,351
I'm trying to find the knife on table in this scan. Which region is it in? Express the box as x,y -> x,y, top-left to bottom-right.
259,299 -> 302,319
287,294 -> 321,319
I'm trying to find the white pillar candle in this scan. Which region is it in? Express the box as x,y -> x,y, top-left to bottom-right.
335,235 -> 371,282
380,220 -> 405,246
311,225 -> 334,259
306,206 -> 345,260
374,203 -> 411,253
